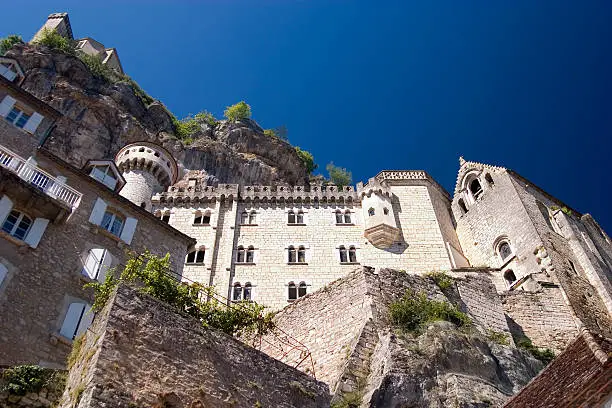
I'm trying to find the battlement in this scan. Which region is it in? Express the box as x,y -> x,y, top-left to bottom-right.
153,183 -> 240,204
239,183 -> 358,203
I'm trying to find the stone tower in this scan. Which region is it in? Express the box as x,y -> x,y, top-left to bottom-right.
31,13 -> 74,42
357,177 -> 399,248
114,142 -> 178,211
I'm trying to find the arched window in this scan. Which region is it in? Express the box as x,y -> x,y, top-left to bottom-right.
504,270 -> 517,286
339,246 -> 348,263
335,210 -> 343,224
349,246 -> 357,263
101,210 -> 124,236
288,246 -> 297,263
344,211 -> 351,224
249,211 -> 256,224
498,241 -> 513,261
288,282 -> 297,300
232,283 -> 242,301
194,211 -> 202,224
1,209 -> 32,240
458,199 -> 468,214
485,173 -> 494,186
288,210 -> 296,224
243,282 -> 252,301
470,179 -> 483,200
236,246 -> 245,263
298,281 -> 307,297
298,246 -> 306,263
296,211 -> 304,224
383,208 -> 389,215
186,249 -> 205,264
246,246 -> 254,263
368,208 -> 375,216
240,211 -> 249,224
194,211 -> 211,225
202,211 -> 211,225
82,248 -> 112,281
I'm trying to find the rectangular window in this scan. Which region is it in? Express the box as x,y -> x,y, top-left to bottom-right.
101,211 -> 124,236
5,106 -> 31,129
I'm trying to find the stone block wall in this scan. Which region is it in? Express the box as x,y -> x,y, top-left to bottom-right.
501,285 -> 578,352
59,284 -> 330,408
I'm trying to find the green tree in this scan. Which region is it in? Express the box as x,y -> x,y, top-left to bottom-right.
295,147 -> 317,174
32,28 -> 74,54
224,101 -> 251,122
0,35 -> 23,55
326,162 -> 352,187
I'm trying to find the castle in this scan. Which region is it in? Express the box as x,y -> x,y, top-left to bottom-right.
0,13 -> 611,407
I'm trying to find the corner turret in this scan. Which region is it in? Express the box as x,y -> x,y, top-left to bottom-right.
357,177 -> 400,248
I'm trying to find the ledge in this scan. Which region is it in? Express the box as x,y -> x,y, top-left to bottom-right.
239,223 -> 258,227
235,262 -> 256,266
287,262 -> 308,265
287,223 -> 307,226
340,262 -> 360,265
184,262 -> 206,266
49,332 -> 73,346
89,223 -> 126,248
192,223 -> 211,227
335,223 -> 355,226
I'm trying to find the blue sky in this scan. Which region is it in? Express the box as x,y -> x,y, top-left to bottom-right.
2,1 -> 611,231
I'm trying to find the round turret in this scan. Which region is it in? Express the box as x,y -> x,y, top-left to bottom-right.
115,142 -> 178,211
357,177 -> 400,248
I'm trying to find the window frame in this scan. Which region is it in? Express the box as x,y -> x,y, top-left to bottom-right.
186,248 -> 206,265
287,281 -> 308,301
1,209 -> 32,241
100,210 -> 125,237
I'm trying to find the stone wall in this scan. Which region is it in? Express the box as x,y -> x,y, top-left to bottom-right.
59,284 -> 330,408
501,285 -> 578,352
504,328 -> 611,408
0,368 -> 65,408
0,146 -> 193,367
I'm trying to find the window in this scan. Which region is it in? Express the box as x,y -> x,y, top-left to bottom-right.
383,208 -> 389,215
82,248 -> 112,281
349,246 -> 357,263
249,211 -> 256,224
161,212 -> 170,223
236,246 -> 245,263
498,241 -> 513,262
368,208 -> 375,216
298,246 -> 306,263
458,199 -> 468,214
288,245 -> 307,264
89,165 -> 118,190
504,270 -> 517,286
6,106 -> 30,128
335,210 -> 343,224
232,282 -> 253,301
296,211 -> 304,224
237,246 -> 254,263
469,179 -> 483,200
186,249 -> 205,264
241,211 -> 256,225
288,210 -> 296,224
2,210 -> 32,240
246,246 -> 254,263
344,211 -> 352,223
288,281 -> 307,301
240,211 -> 248,224
339,246 -> 348,262
485,173 -> 494,186
336,210 -> 352,224
568,260 -> 578,275
59,302 -> 93,340
194,211 -> 211,225
288,246 -> 297,263
101,211 -> 124,237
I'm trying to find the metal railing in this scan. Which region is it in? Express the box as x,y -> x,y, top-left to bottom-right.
0,144 -> 82,210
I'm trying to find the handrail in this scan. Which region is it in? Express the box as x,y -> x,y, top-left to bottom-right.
0,144 -> 82,210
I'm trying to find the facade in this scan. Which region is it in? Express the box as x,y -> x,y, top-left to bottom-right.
0,58 -> 194,367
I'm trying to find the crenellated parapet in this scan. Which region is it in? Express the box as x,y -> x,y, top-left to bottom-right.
115,142 -> 178,188
239,183 -> 358,204
152,183 -> 239,205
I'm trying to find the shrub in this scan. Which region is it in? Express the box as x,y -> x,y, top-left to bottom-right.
33,28 -> 75,54
263,129 -> 277,138
390,290 -> 471,333
517,337 -> 555,364
326,162 -> 352,187
425,271 -> 453,290
224,101 -> 251,122
0,34 -> 23,55
173,110 -> 218,139
295,147 -> 317,174
85,251 -> 274,337
1,366 -> 66,396
78,52 -> 115,82
486,329 -> 510,346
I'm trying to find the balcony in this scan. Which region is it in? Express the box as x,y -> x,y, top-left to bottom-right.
0,144 -> 82,210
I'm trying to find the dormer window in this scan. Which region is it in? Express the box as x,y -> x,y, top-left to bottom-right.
89,165 -> 118,190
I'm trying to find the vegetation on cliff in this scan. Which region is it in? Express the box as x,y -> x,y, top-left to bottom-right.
1,365 -> 66,396
0,34 -> 23,55
326,162 -> 352,187
85,252 -> 275,337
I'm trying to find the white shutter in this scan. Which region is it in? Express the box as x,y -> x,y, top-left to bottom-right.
76,304 -> 94,337
0,66 -> 17,81
89,198 -> 107,225
60,303 -> 86,339
97,249 -> 112,282
0,95 -> 16,117
23,112 -> 44,134
24,218 -> 49,248
82,249 -> 98,279
120,217 -> 137,245
0,195 -> 14,224
0,263 -> 7,286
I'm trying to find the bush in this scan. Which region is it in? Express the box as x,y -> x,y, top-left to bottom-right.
85,251 -> 274,337
263,129 -> 277,138
390,290 -> 471,333
326,162 -> 352,187
486,329 -> 510,346
425,271 -> 453,290
0,34 -> 23,55
517,337 -> 555,364
33,28 -> 75,54
224,101 -> 251,122
295,147 -> 317,174
78,52 -> 115,82
173,110 -> 218,139
1,366 -> 66,396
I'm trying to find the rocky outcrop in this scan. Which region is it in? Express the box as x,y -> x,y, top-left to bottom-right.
6,43 -> 309,186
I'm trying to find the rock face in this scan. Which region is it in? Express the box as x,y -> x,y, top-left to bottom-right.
6,43 -> 309,186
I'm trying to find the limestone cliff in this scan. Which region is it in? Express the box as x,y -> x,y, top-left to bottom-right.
6,43 -> 309,186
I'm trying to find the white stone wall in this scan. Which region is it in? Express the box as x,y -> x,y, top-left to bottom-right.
120,170 -> 160,211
